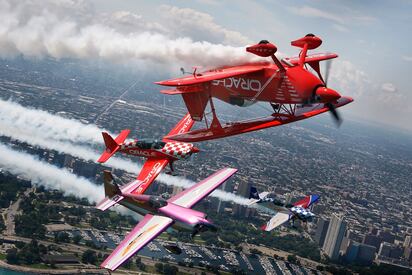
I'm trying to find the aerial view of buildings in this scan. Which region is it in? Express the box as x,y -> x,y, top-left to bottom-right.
0,1 -> 411,275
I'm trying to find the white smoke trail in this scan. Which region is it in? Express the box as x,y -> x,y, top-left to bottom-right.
0,142 -> 102,203
0,99 -> 251,205
0,0 -> 256,68
0,99 -> 109,145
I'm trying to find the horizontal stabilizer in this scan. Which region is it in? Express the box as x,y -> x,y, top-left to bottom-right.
96,170 -> 143,211
293,194 -> 320,209
262,212 -> 290,232
97,129 -> 130,163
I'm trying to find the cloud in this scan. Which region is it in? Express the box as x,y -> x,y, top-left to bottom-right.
159,5 -> 251,46
288,5 -> 345,25
402,55 -> 412,62
332,24 -> 349,32
381,82 -> 397,93
0,0 -> 255,67
287,5 -> 376,29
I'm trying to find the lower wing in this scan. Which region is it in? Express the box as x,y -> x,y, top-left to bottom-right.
101,214 -> 173,271
163,112 -> 194,140
261,212 -> 291,232
164,96 -> 353,142
131,158 -> 169,195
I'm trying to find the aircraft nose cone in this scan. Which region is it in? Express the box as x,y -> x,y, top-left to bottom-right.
191,146 -> 200,153
315,87 -> 341,103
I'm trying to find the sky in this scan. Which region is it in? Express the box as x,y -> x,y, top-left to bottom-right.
1,0 -> 411,131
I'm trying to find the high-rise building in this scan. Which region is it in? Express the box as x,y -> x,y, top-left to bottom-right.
322,214 -> 346,261
363,234 -> 382,250
404,246 -> 412,261
378,230 -> 395,244
378,242 -> 392,257
357,243 -> 376,265
404,235 -> 412,248
232,181 -> 251,217
314,218 -> 330,247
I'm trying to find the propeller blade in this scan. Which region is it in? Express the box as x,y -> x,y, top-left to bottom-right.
325,102 -> 342,127
324,59 -> 332,86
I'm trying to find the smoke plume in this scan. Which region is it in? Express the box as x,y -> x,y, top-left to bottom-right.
0,0 -> 255,68
0,142 -> 102,202
0,99 -> 252,206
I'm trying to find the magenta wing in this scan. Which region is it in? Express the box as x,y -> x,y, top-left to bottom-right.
101,214 -> 173,271
168,168 -> 237,208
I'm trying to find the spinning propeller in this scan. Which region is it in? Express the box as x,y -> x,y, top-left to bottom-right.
321,58 -> 342,126
298,33 -> 342,126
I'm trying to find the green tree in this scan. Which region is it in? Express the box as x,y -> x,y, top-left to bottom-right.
6,249 -> 19,265
81,249 -> 97,265
287,254 -> 298,264
72,235 -> 82,244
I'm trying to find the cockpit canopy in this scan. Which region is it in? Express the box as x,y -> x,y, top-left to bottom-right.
136,139 -> 166,150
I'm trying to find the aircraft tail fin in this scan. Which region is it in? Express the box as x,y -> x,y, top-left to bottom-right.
96,170 -> 123,211
97,129 -> 130,163
103,170 -> 121,197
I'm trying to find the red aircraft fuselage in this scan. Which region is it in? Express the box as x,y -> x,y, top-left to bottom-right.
118,139 -> 199,161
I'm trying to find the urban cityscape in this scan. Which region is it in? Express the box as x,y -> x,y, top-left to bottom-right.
0,56 -> 411,274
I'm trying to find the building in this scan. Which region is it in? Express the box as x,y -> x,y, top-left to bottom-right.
232,181 -> 251,217
357,243 -> 376,265
314,218 -> 330,247
378,242 -> 393,258
378,230 -> 395,244
322,214 -> 346,261
345,240 -> 376,265
363,233 -> 382,250
404,235 -> 412,248
404,246 -> 412,262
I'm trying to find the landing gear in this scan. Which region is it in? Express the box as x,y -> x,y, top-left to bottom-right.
166,162 -> 177,176
270,103 -> 297,117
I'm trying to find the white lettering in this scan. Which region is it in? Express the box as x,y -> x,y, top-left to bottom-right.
129,150 -> 156,157
177,116 -> 193,134
211,77 -> 261,92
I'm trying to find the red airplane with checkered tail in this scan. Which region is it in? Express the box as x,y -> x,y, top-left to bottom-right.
156,34 -> 354,142
97,113 -> 199,195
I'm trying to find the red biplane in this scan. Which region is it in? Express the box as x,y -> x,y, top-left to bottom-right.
97,113 -> 199,197
156,34 -> 354,142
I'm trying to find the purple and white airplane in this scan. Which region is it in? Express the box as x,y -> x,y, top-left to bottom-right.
96,168 -> 237,271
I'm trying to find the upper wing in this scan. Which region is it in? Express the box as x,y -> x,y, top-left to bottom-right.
164,113 -> 194,139
131,158 -> 170,195
168,168 -> 237,208
155,65 -> 266,87
293,195 -> 320,209
282,52 -> 338,66
261,212 -> 291,232
101,214 -> 173,271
